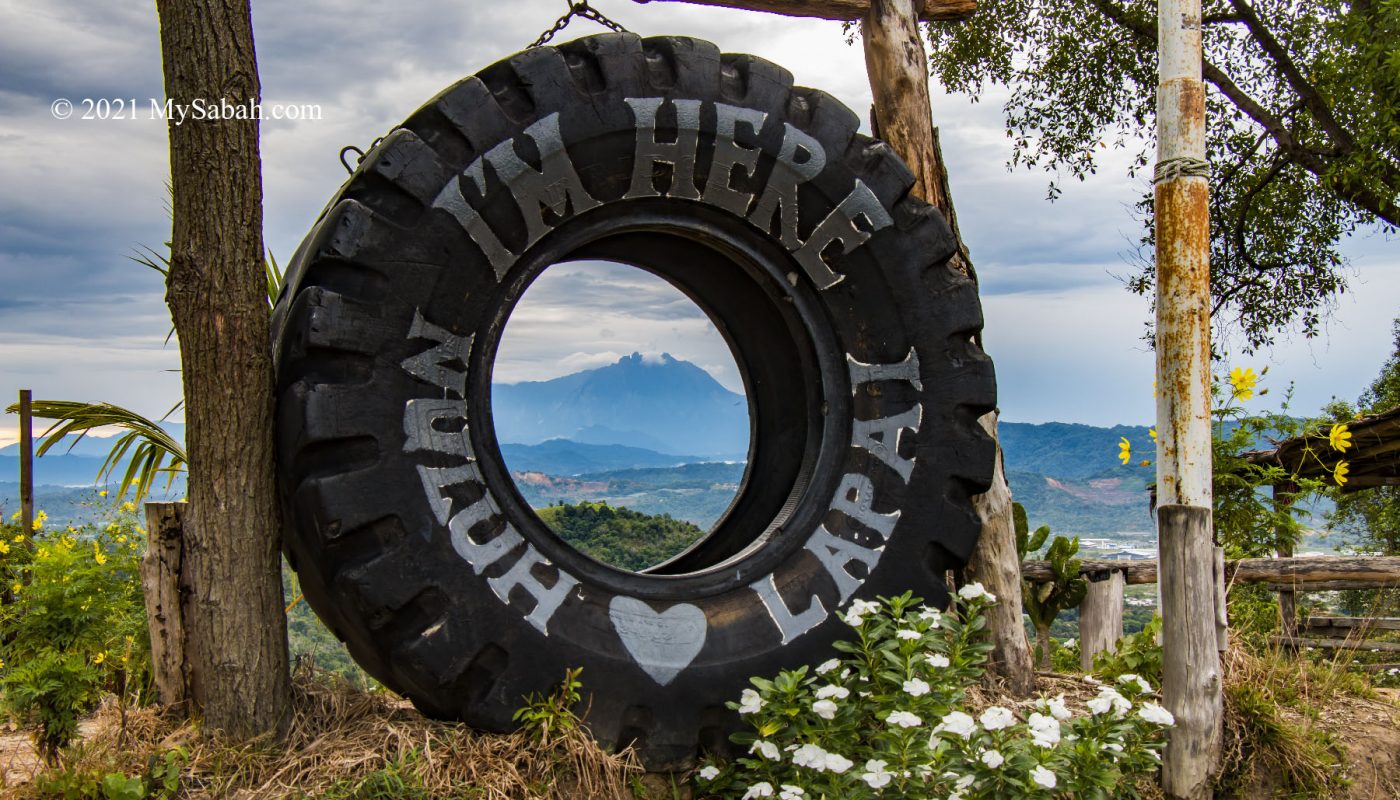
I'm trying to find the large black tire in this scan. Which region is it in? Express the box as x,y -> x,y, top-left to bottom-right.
272,33 -> 996,770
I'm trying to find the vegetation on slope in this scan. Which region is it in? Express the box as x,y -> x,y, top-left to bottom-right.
535,501 -> 707,572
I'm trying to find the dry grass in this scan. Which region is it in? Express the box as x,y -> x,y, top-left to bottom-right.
11,667 -> 642,799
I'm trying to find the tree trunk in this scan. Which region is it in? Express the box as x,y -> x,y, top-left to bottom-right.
861,0 -> 1035,696
1035,623 -> 1052,669
155,0 -> 291,739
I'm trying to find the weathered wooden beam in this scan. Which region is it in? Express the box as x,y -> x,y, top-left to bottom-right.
142,501 -> 189,708
1023,556 -> 1400,587
1023,559 -> 1159,584
1270,636 -> 1400,653
1267,580 -> 1400,592
1304,616 -> 1400,631
633,0 -> 977,22
1234,556 -> 1400,585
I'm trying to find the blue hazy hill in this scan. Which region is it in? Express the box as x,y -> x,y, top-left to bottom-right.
492,352 -> 748,457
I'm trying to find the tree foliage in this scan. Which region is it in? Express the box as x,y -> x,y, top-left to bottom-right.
535,501 -> 706,571
926,0 -> 1399,349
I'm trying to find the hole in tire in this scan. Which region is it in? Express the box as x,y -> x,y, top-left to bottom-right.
490,259 -> 752,573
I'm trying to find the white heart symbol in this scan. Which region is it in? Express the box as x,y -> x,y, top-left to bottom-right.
608,596 -> 708,687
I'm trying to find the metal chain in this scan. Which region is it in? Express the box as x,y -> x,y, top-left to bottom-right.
530,0 -> 629,48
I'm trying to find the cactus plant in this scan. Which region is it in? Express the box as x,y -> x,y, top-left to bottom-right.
1015,502 -> 1088,668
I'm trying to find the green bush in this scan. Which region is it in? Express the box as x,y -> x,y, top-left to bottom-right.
0,509 -> 151,761
695,588 -> 1172,799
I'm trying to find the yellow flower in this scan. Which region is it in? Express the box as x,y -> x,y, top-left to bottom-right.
0,657 -> 5,669
1139,459 -> 1151,467
32,510 -> 47,530
120,501 -> 136,513
1334,461 -> 1350,485
98,490 -> 108,498
1229,367 -> 1258,401
10,583 -> 21,594
93,542 -> 108,566
0,541 -> 8,555
93,652 -> 106,665
11,533 -> 23,543
8,511 -> 18,522
1118,437 -> 1132,465
1328,423 -> 1353,452
1149,428 -> 1157,440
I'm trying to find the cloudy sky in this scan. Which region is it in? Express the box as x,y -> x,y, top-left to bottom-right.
2,0 -> 1396,447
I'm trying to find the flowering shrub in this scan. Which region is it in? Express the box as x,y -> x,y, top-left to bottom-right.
695,588 -> 1172,799
0,509 -> 150,760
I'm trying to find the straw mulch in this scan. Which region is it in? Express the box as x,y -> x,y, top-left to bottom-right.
7,669 -> 643,799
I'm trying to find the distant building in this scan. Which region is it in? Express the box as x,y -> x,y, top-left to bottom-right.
1103,548 -> 1155,561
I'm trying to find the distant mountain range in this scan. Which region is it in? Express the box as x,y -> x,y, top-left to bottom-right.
0,357 -> 1184,536
492,352 -> 749,457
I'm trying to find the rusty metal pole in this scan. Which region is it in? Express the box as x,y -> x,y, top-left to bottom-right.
19,389 -> 34,537
1154,0 -> 1221,793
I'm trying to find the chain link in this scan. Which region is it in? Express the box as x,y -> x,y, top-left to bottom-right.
530,0 -> 629,48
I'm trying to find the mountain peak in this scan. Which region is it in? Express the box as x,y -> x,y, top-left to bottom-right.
620,351 -> 677,367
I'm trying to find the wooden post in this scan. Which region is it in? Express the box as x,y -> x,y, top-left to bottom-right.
1273,482 -> 1298,643
142,502 -> 189,708
1213,546 -> 1229,652
1080,570 -> 1125,671
18,390 -> 33,537
1159,506 -> 1222,799
861,0 -> 1034,694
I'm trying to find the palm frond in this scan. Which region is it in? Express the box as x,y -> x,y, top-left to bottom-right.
4,399 -> 187,503
265,250 -> 286,310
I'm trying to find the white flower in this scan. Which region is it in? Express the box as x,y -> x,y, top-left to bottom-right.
896,629 -> 921,640
1088,687 -> 1131,718
1038,694 -> 1072,721
980,749 -> 1005,769
903,677 -> 931,697
955,774 -> 976,790
1118,673 -> 1152,694
861,759 -> 893,789
792,744 -> 830,770
751,740 -> 781,760
698,765 -> 720,780
739,688 -> 766,714
979,706 -> 1015,731
815,658 -> 840,675
840,668 -> 851,680
849,598 -> 880,615
918,605 -> 943,625
812,699 -> 839,720
743,782 -> 774,799
886,710 -> 923,728
1027,712 -> 1061,748
1063,638 -> 1077,649
1031,765 -> 1057,789
779,786 -> 805,800
935,710 -> 976,739
957,582 -> 988,600
816,684 -> 850,700
823,752 -> 854,773
1138,702 -> 1176,727
926,653 -> 951,668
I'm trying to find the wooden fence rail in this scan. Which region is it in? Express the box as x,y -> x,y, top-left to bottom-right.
1020,556 -> 1400,666
1021,555 -> 1400,587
